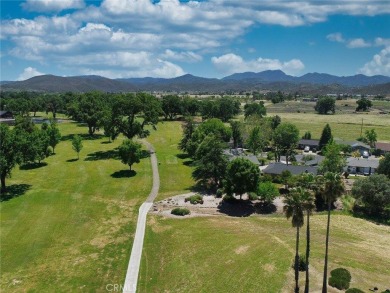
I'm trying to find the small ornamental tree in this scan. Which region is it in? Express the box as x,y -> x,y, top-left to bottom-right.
319,123 -> 332,150
118,139 -> 142,171
72,135 -> 83,160
224,158 -> 260,200
44,120 -> 61,154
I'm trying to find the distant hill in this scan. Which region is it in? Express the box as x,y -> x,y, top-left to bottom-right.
1,75 -> 138,92
1,71 -> 390,94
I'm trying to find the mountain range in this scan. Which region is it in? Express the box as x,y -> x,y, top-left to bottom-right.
1,70 -> 390,94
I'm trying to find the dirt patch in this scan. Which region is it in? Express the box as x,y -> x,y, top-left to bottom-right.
150,193 -> 285,218
263,263 -> 275,272
235,245 -> 250,255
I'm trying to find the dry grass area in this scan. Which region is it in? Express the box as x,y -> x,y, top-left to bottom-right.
139,214 -> 390,293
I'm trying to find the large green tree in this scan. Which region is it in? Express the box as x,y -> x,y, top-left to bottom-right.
352,174 -> 390,220
192,135 -> 228,191
118,140 -> 143,171
315,97 -> 336,114
273,122 -> 300,165
320,141 -> 346,174
230,121 -> 243,149
283,188 -> 305,293
356,98 -> 372,111
0,124 -> 19,193
162,95 -> 182,120
244,102 -> 266,119
67,92 -> 108,135
321,172 -> 344,293
224,157 -> 260,200
377,153 -> 390,178
43,120 -> 61,154
247,126 -> 265,155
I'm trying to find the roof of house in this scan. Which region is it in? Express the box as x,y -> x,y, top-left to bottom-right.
0,110 -> 12,116
376,142 -> 390,152
263,163 -> 318,176
280,154 -> 324,166
346,157 -> 380,168
298,139 -> 320,146
335,139 -> 370,149
224,149 -> 260,165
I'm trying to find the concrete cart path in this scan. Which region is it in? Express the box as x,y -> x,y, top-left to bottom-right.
123,142 -> 159,293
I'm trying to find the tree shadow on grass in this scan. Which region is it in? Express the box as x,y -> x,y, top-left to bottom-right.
217,199 -> 255,217
66,158 -> 79,162
176,153 -> 190,159
101,141 -> 112,144
111,170 -> 137,178
85,149 -> 119,161
0,184 -> 32,202
254,202 -> 277,214
19,162 -> 48,170
61,133 -> 105,141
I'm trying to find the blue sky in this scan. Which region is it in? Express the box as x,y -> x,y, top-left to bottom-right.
1,0 -> 390,81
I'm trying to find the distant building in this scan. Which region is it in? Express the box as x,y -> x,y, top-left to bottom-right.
345,157 -> 379,175
298,139 -> 320,151
375,142 -> 390,154
223,149 -> 261,165
0,111 -> 13,119
335,139 -> 371,156
280,154 -> 325,166
262,163 -> 318,176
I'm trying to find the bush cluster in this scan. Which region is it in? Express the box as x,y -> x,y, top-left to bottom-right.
171,208 -> 190,216
184,194 -> 203,204
345,289 -> 364,293
328,268 -> 351,290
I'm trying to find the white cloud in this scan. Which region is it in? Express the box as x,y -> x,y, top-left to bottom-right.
22,0 -> 85,12
160,49 -> 202,63
211,53 -> 304,76
359,46 -> 390,76
347,38 -> 371,48
327,33 -> 345,43
17,67 -> 44,80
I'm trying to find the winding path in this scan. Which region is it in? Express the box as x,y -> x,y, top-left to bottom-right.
123,142 -> 159,293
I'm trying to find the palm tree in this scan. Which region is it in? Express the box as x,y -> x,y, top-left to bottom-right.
297,173 -> 316,293
321,172 -> 344,293
283,188 -> 305,293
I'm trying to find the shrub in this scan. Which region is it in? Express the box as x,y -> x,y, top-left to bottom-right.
328,268 -> 351,290
248,192 -> 258,200
185,194 -> 203,204
216,188 -> 224,198
171,208 -> 190,216
267,151 -> 275,160
346,289 -> 365,293
257,181 -> 279,203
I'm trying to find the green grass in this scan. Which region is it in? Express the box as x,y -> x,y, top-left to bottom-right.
139,215 -> 390,293
146,121 -> 195,200
267,112 -> 390,142
0,122 -> 152,292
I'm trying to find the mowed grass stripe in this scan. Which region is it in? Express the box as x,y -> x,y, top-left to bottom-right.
0,122 -> 152,292
139,215 -> 390,293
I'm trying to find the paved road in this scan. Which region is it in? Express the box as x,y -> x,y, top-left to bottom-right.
123,142 -> 159,293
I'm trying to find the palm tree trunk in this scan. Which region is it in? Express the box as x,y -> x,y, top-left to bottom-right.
304,212 -> 310,293
322,201 -> 331,293
295,226 -> 300,293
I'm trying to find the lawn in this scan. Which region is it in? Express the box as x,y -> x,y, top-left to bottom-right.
0,121 -> 152,292
146,121 -> 195,200
139,214 -> 390,293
